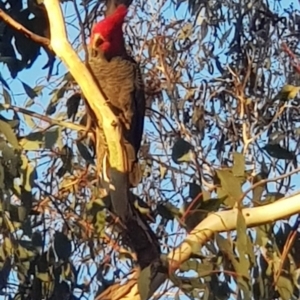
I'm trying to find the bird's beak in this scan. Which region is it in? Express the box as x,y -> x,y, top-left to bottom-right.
92,33 -> 104,49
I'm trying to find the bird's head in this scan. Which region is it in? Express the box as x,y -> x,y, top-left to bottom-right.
90,5 -> 128,59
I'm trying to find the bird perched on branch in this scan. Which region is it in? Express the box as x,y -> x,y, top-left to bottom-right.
87,4 -> 162,278
88,4 -> 145,187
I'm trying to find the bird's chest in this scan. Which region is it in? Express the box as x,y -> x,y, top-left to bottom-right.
90,58 -> 135,98
89,57 -> 136,124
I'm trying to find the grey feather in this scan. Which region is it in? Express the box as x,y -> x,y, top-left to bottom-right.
88,48 -> 145,186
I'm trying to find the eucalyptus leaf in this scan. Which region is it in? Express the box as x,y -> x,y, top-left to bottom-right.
138,264 -> 151,300
21,81 -> 38,99
0,119 -> 20,149
171,138 -> 193,164
263,143 -> 295,160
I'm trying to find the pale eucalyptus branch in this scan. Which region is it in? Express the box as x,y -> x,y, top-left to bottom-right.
168,191 -> 300,269
95,190 -> 300,299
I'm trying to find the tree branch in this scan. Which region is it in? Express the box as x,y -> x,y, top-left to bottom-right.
168,191 -> 300,269
98,192 -> 300,299
0,9 -> 52,50
2,103 -> 86,132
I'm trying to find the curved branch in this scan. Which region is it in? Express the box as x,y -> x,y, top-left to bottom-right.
98,191 -> 300,299
168,191 -> 300,268
0,9 -> 52,50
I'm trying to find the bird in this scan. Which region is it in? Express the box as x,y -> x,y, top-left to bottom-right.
88,4 -> 145,188
87,4 -> 161,275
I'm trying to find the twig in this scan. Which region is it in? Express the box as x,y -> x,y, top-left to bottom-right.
0,9 -> 52,50
282,43 -> 300,74
238,166 -> 300,205
3,103 -> 86,132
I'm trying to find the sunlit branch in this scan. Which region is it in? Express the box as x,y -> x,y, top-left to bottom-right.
168,191 -> 300,269
94,189 -> 300,299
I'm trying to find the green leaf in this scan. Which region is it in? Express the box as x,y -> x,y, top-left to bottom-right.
33,85 -> 44,96
274,84 -> 300,101
46,86 -> 66,116
138,265 -> 151,300
23,113 -> 36,129
24,98 -> 34,108
179,259 -> 200,272
263,144 -> 295,160
263,193 -> 284,204
197,261 -> 214,278
235,271 -> 251,298
236,211 -> 247,257
3,237 -> 13,256
76,141 -> 94,164
255,224 -> 271,247
95,210 -> 106,237
46,102 -> 57,115
134,198 -> 151,215
36,272 -> 51,282
192,106 -> 205,133
66,93 -> 81,119
45,127 -> 60,149
57,145 -> 73,177
54,232 -> 71,261
216,234 -> 232,255
276,276 -> 293,300
171,138 -> 193,164
189,182 -> 202,199
157,202 -> 180,220
216,169 -> 243,207
21,81 -> 38,99
19,132 -> 45,151
232,152 -> 245,177
159,164 -> 167,179
22,162 -> 37,191
0,119 -> 20,149
3,88 -> 11,105
177,23 -> 193,40
0,164 -> 4,190
9,205 -> 27,222
252,174 -> 267,204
